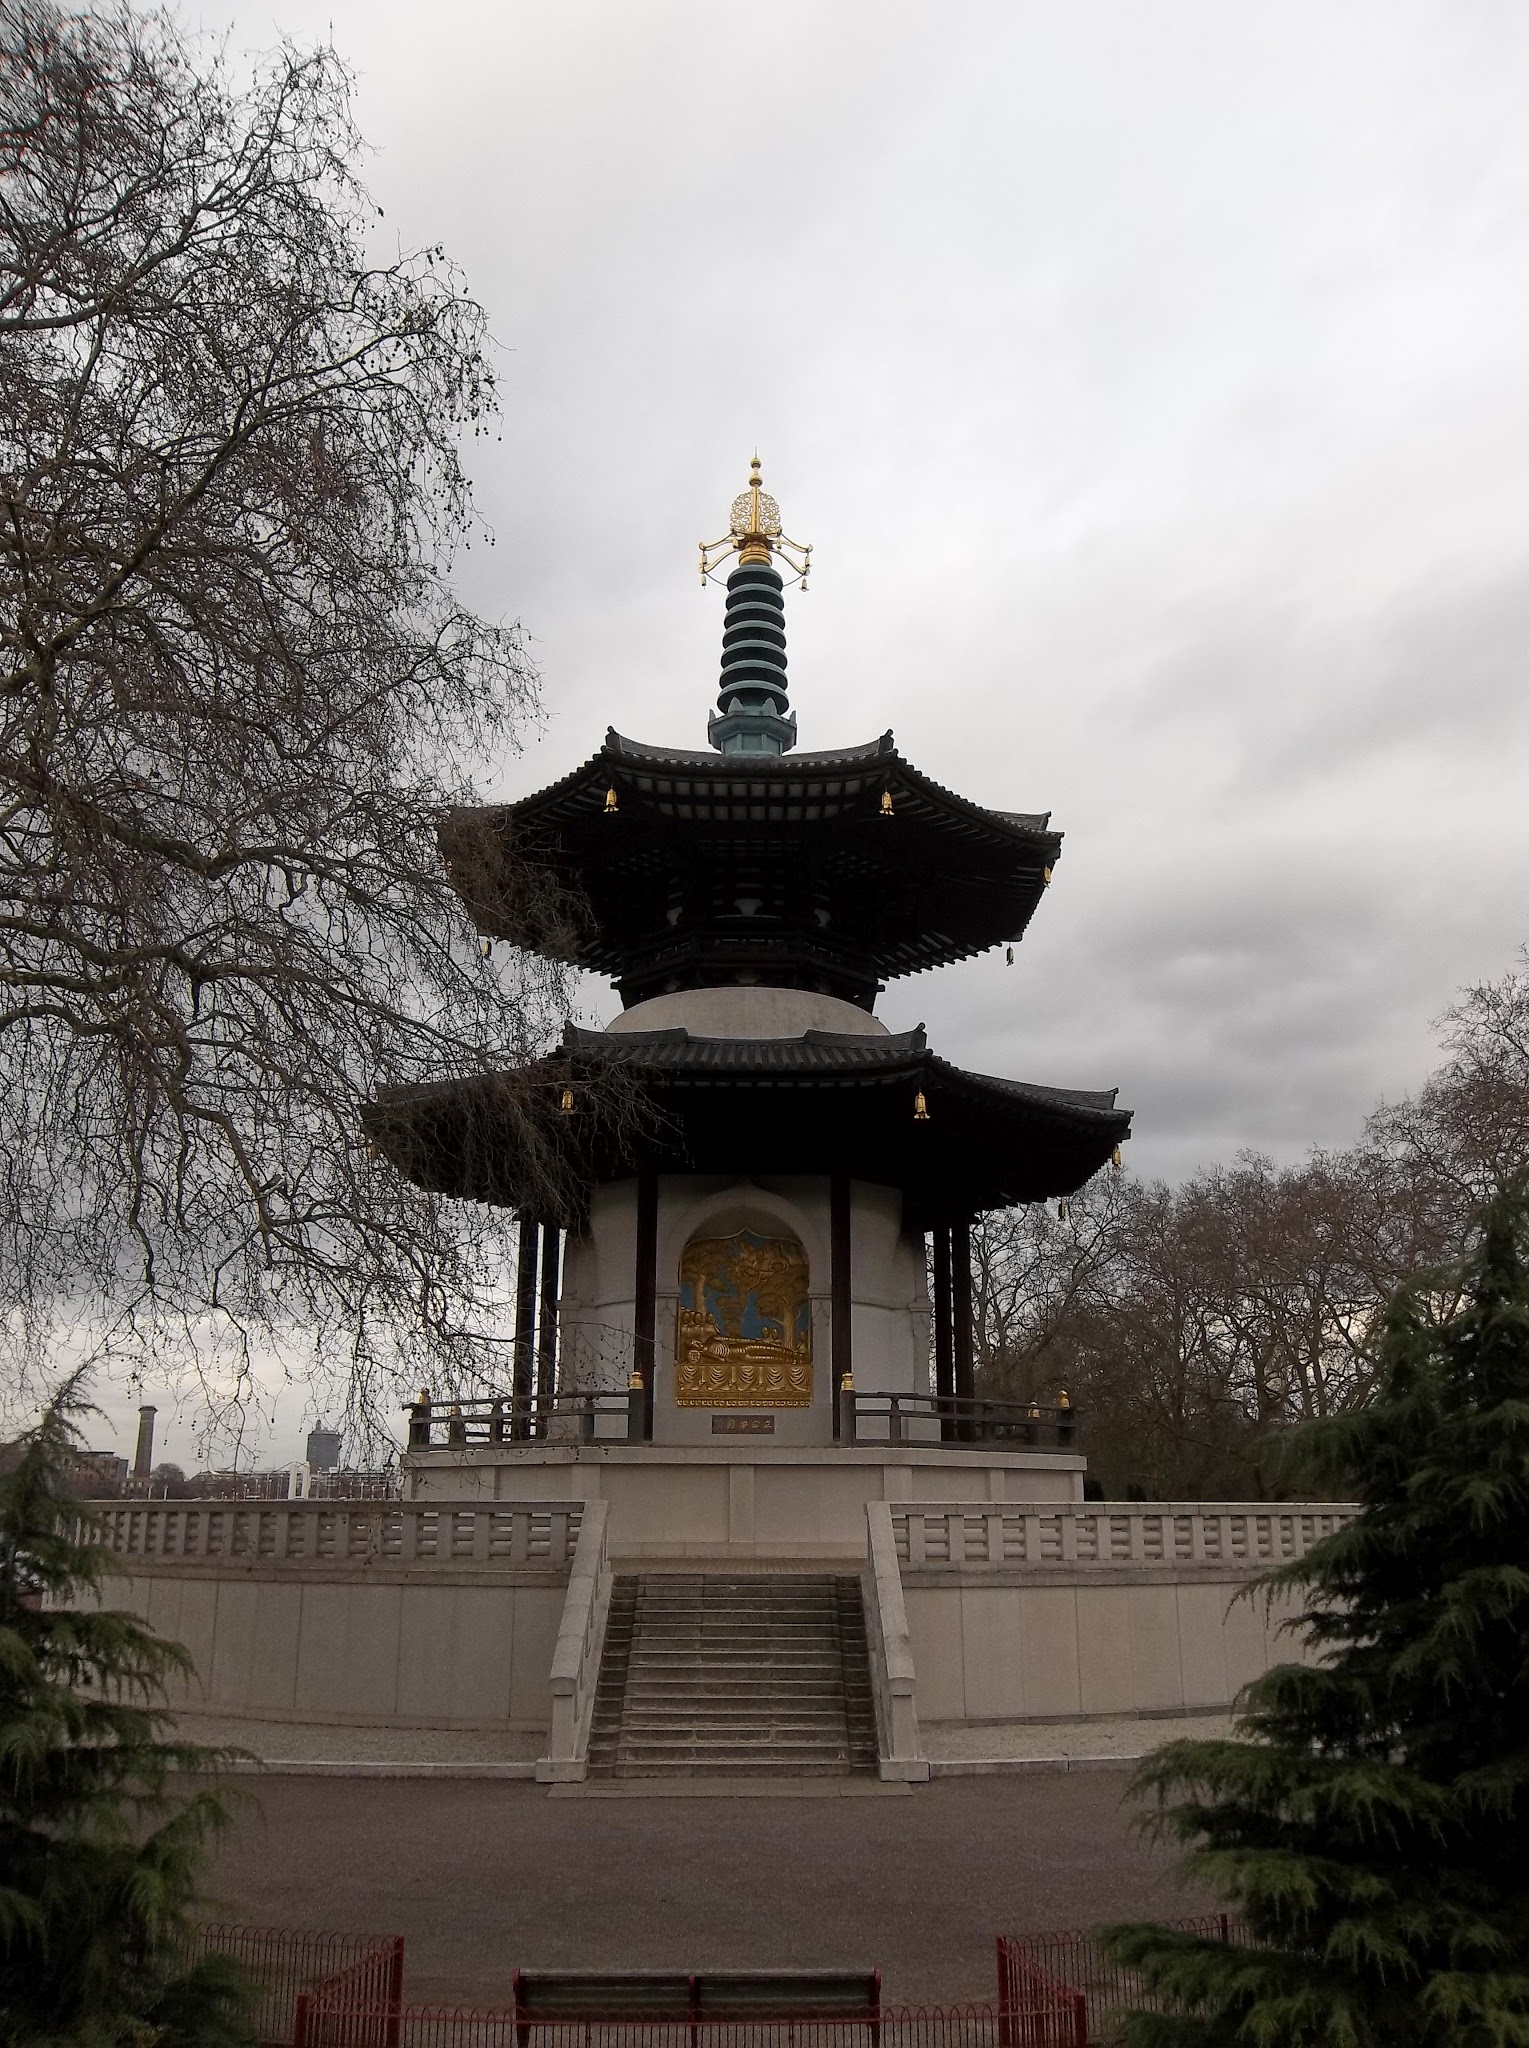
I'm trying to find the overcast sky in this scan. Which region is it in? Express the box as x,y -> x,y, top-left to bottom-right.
113,1 -> 1529,1465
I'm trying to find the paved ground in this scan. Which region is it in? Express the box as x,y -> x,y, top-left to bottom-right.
199,1771 -> 1217,2007
179,1710 -> 1233,1766
926,1713 -> 1233,1760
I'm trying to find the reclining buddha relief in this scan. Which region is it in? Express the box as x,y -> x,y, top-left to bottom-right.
675,1227 -> 813,1408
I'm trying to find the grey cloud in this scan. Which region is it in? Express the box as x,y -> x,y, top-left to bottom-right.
210,0 -> 1529,1196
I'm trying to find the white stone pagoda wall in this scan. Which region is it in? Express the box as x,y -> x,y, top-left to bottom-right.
556,1173 -> 931,1448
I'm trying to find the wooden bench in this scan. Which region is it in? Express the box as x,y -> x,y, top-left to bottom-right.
511,1968 -> 882,2039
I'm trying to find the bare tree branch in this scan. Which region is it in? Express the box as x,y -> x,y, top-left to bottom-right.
0,1 -> 606,1445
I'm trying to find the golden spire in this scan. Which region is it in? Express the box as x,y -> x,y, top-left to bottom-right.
699,456 -> 813,586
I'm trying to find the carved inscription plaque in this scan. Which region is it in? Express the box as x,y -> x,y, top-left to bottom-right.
675,1228 -> 812,1408
711,1415 -> 776,1435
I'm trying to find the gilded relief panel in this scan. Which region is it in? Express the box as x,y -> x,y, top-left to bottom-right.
674,1228 -> 812,1408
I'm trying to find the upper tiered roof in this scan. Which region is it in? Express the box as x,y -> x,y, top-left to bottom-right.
441,728 -> 1060,1008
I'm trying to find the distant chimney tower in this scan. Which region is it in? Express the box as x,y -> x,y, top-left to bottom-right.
132,1404 -> 157,1480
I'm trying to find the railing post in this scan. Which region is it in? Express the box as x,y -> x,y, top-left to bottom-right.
385,1934 -> 405,2048
996,1936 -> 1012,2048
488,1398 -> 506,1446
839,1376 -> 857,1445
406,1393 -> 432,1449
1071,1987 -> 1088,2048
627,1374 -> 646,1444
293,1990 -> 313,2048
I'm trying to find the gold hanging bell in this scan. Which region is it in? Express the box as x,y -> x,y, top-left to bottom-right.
880,789 -> 894,817
604,786 -> 619,814
558,1087 -> 575,1116
913,1090 -> 930,1121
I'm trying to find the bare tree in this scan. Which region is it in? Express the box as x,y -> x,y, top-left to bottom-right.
0,2 -> 592,1440
967,1058 -> 1529,1501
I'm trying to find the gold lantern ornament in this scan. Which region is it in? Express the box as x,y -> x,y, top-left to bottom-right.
913,1089 -> 930,1122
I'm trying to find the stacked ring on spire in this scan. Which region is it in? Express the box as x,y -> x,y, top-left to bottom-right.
709,559 -> 797,754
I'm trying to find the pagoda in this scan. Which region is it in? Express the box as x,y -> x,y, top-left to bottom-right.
374,462 -> 1130,1485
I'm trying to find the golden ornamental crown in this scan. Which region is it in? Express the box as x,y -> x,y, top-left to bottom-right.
699,457 -> 812,585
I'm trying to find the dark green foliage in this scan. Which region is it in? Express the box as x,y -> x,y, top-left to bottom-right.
1103,1184 -> 1529,2046
0,1374 -> 252,2047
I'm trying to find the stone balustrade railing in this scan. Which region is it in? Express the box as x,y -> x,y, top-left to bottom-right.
84,1498 -> 586,1571
891,1499 -> 1359,1572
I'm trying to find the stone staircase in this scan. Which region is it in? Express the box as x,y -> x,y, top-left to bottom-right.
587,1573 -> 879,1778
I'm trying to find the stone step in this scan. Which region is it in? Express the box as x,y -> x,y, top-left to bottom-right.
587,1571 -> 878,1782
597,1736 -> 859,1753
618,1653 -> 862,1669
602,1760 -> 858,1780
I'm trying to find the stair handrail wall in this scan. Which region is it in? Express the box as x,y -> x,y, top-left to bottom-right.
538,1498 -> 613,1783
862,1502 -> 928,1782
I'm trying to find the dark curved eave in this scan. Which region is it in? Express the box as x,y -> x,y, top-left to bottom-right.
440,729 -> 1064,983
368,1026 -> 1132,1224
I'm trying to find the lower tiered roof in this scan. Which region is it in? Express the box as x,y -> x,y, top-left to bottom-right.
369,1023 -> 1131,1226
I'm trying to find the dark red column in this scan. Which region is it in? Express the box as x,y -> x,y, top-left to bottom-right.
952,1215 -> 975,1433
537,1221 -> 560,1423
830,1173 -> 852,1438
933,1222 -> 954,1442
634,1168 -> 658,1441
512,1218 -> 539,1437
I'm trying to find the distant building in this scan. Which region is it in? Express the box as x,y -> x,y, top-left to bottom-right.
0,1441 -> 128,1494
305,1427 -> 343,1471
70,1449 -> 130,1495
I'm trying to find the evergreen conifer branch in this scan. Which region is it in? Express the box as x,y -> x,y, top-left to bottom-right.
1101,1185 -> 1529,2046
0,1369 -> 254,2046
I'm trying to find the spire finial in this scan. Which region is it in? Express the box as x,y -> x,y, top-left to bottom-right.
699,458 -> 804,756
699,456 -> 812,587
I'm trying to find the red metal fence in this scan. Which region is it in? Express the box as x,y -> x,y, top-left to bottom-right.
185,1923 -> 404,2048
995,1947 -> 1085,2048
298,2008 -> 1001,2048
997,1916 -> 1244,2044
295,1936 -> 407,2048
194,1916 -> 1249,2048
